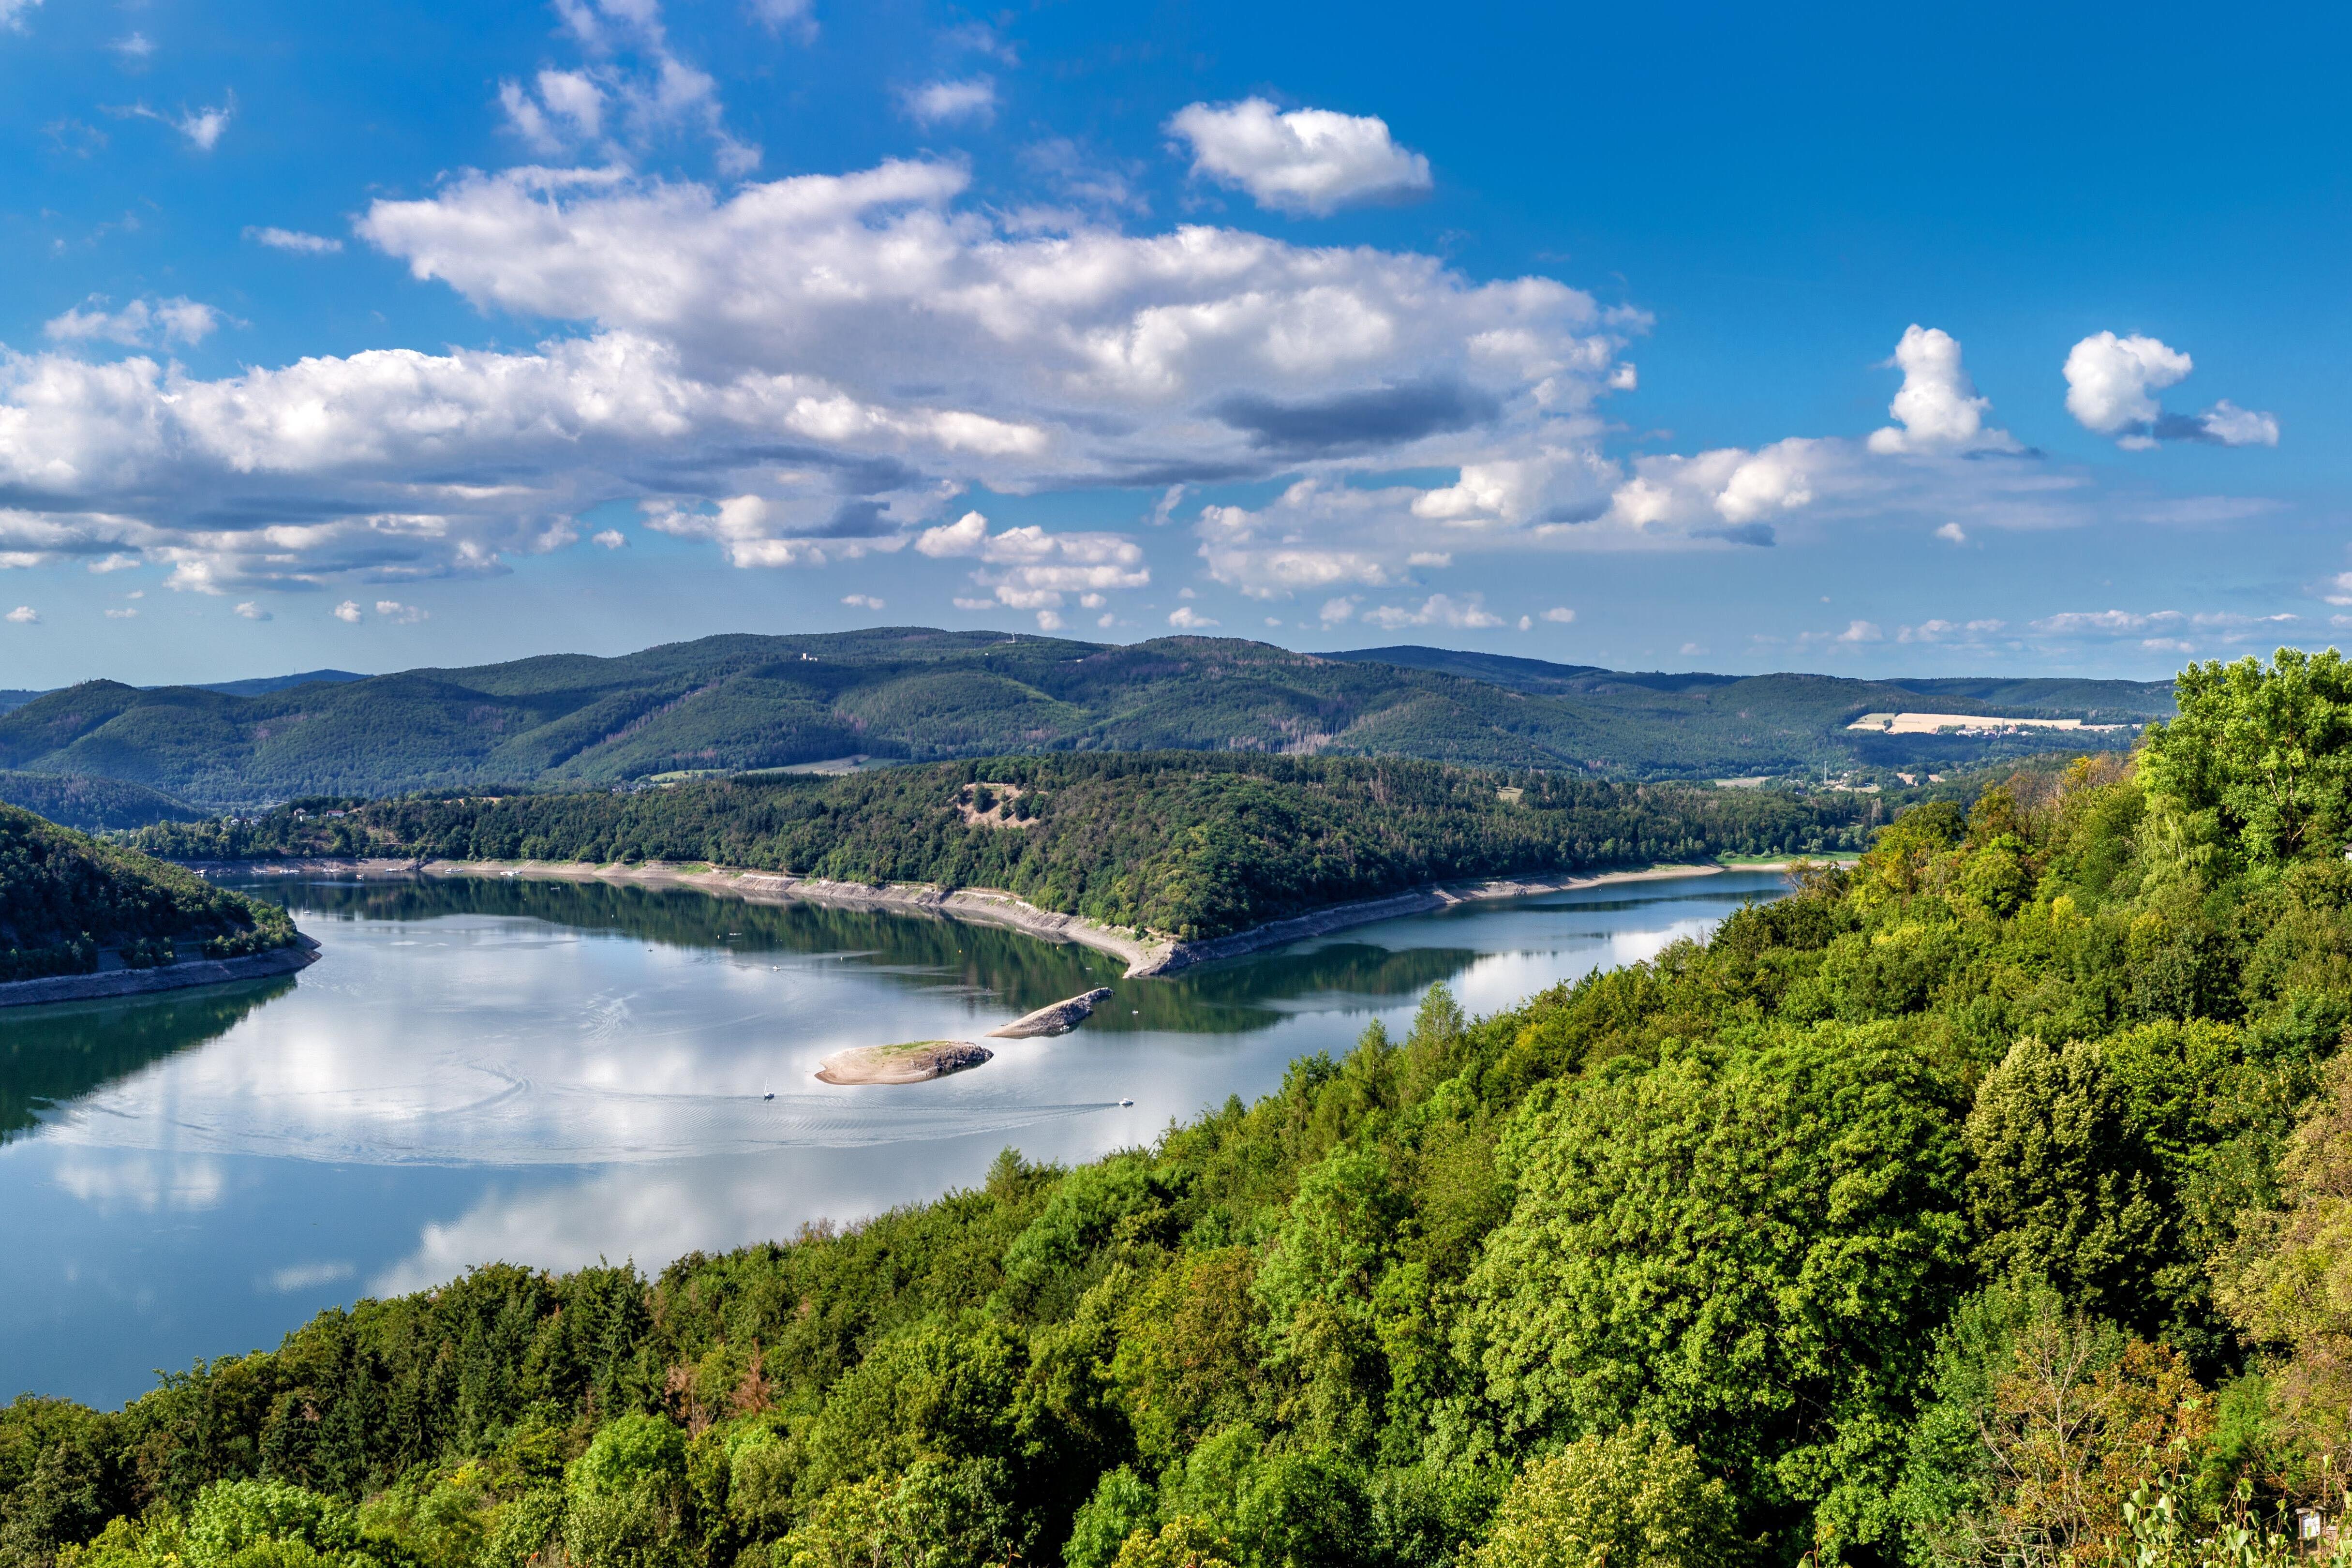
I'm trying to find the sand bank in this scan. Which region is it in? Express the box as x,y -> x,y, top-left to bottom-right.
815,1040 -> 993,1085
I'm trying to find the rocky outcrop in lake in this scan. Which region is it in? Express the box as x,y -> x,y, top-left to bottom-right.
987,987 -> 1114,1039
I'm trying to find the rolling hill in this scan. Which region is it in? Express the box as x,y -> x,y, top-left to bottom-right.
0,771 -> 200,831
0,629 -> 2173,806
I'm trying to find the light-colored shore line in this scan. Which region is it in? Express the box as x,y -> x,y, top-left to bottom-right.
181,856 -> 1800,978
0,935 -> 321,1010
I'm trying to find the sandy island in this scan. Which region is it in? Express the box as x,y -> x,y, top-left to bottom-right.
187,857 -> 1812,979
815,1040 -> 993,1085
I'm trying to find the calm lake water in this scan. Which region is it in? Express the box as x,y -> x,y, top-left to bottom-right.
0,867 -> 1788,1406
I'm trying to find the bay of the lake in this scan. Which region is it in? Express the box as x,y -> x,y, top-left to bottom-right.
0,867 -> 1788,1406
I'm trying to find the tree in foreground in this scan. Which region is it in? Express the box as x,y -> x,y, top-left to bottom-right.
1468,1424 -> 1733,1568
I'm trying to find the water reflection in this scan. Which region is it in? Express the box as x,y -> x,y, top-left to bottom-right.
253,875 -> 1486,1034
0,979 -> 295,1145
0,866 -> 1790,1406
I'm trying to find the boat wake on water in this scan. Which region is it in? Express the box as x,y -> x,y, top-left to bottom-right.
34,1074 -> 1121,1166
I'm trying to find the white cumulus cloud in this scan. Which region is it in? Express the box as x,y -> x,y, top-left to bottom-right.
910,510 -> 1148,614
1603,438 -> 1823,547
332,600 -> 362,623
233,600 -> 270,620
13,139 -> 2174,600
1167,605 -> 1219,629
2063,332 -> 2193,439
1867,325 -> 2013,454
2062,331 -> 2278,450
841,593 -> 884,609
5,606 -> 37,624
1167,98 -> 1432,216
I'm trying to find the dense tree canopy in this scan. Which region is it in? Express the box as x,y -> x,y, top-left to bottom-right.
0,804 -> 294,981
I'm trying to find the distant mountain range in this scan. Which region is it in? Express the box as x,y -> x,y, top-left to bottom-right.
0,629 -> 2173,806
0,670 -> 367,716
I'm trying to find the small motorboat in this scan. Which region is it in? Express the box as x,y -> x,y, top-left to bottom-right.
1119,1098 -> 1134,1107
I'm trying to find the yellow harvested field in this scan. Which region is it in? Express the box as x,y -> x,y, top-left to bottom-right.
1847,711 -> 2128,734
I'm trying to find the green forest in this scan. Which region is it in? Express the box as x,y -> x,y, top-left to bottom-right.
0,775 -> 197,834
0,629 -> 2169,804
0,805 -> 296,982
10,649 -> 2352,1568
123,754 -> 1880,941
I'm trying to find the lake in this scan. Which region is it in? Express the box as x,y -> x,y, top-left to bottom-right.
0,866 -> 1789,1406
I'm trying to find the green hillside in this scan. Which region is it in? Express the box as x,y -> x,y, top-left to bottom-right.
0,771 -> 200,831
4,651 -> 2349,1568
126,753 -> 1881,941
0,804 -> 297,981
0,630 -> 2172,806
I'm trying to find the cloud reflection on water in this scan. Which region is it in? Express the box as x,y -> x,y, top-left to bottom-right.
2,868 -> 1791,1404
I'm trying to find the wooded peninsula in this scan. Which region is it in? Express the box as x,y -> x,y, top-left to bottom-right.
0,804 -> 298,985
122,754 -> 1882,942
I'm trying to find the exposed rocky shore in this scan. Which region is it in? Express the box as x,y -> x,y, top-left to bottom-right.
0,934 -> 321,1009
987,987 -> 1114,1038
187,857 -> 1758,978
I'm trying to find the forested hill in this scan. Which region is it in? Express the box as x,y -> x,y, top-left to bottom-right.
0,629 -> 2171,805
125,754 -> 1881,941
10,650 -> 2352,1568
0,804 -> 296,982
0,771 -> 199,832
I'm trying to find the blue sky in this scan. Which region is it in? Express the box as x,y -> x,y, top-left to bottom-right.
0,0 -> 2342,688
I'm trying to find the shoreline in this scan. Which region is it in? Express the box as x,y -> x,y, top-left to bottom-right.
0,935 -> 321,1010
183,856 -> 1799,978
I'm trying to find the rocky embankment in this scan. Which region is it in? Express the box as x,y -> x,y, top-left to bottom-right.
987,987 -> 1113,1038
0,935 -> 321,1009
